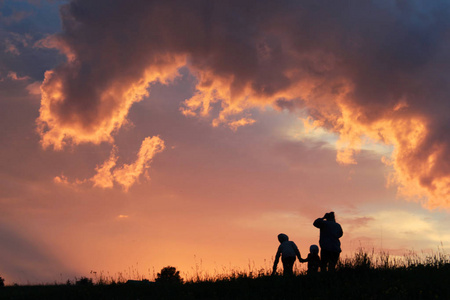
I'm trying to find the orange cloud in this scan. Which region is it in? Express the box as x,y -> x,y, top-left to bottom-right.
90,136 -> 165,191
90,146 -> 118,189
7,71 -> 30,81
53,136 -> 164,191
315,97 -> 450,209
26,81 -> 42,95
36,0 -> 450,208
113,136 -> 165,191
53,174 -> 70,185
36,31 -> 185,150
182,66 -> 450,208
53,174 -> 85,188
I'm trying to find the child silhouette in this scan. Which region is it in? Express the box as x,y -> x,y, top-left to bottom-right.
301,244 -> 320,274
272,233 -> 302,276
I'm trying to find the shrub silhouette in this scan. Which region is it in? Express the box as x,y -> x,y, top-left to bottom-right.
75,277 -> 93,286
156,266 -> 183,284
0,276 -> 4,287
353,248 -> 373,270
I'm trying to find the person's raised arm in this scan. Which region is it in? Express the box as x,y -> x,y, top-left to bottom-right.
313,215 -> 326,228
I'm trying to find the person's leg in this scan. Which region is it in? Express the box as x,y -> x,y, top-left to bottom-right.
320,249 -> 332,272
328,251 -> 340,272
282,257 -> 295,276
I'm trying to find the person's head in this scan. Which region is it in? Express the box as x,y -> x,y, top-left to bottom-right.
277,233 -> 289,243
325,211 -> 335,222
310,244 -> 319,255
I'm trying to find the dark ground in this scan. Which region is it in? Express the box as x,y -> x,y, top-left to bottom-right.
1,265 -> 450,300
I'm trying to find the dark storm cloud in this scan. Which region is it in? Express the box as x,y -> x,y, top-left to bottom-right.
37,0 -> 450,207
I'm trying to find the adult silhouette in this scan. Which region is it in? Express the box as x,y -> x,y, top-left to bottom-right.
313,212 -> 343,272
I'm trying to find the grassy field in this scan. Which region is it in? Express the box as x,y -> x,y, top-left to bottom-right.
1,249 -> 449,299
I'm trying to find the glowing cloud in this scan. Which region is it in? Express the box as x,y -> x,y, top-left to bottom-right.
37,55 -> 183,150
91,136 -> 165,191
37,0 -> 450,207
90,146 -> 118,189
112,136 -> 165,191
53,174 -> 70,185
7,71 -> 30,81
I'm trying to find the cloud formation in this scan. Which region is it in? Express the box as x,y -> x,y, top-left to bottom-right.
37,0 -> 450,208
53,136 -> 165,191
91,136 -> 165,191
7,71 -> 29,81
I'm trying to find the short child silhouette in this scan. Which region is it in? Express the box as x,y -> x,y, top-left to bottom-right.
301,244 -> 321,274
272,233 -> 302,276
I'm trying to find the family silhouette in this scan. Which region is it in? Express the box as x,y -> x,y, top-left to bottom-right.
272,211 -> 343,275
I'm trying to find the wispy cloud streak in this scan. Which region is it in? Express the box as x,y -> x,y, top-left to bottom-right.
91,136 -> 165,191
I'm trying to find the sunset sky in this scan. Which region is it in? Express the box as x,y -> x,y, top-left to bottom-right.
1,0 -> 450,284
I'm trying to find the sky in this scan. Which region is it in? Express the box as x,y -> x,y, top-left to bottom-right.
1,0 -> 450,284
